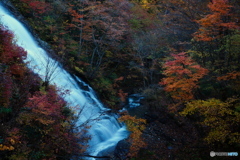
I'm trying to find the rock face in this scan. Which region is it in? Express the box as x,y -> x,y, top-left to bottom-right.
113,139 -> 130,160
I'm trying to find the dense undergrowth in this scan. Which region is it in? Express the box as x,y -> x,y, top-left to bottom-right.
1,0 -> 240,159
0,25 -> 89,159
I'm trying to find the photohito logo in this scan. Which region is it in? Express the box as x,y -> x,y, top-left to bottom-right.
210,151 -> 238,157
210,151 -> 215,157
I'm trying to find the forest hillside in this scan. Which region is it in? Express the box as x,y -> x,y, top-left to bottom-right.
1,0 -> 240,159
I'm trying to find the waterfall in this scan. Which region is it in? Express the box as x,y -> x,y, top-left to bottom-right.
128,94 -> 145,108
0,3 -> 128,158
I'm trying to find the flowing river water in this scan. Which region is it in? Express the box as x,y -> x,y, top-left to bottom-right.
0,3 -> 128,159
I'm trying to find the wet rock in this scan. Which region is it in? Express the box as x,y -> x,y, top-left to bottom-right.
96,146 -> 115,160
144,113 -> 158,123
113,139 -> 130,160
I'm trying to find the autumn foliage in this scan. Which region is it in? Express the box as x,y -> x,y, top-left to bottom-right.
6,0 -> 240,158
15,88 -> 87,159
181,98 -> 240,144
20,0 -> 51,14
0,26 -> 26,108
194,0 -> 238,41
160,52 -> 208,102
0,25 -> 87,159
119,113 -> 146,157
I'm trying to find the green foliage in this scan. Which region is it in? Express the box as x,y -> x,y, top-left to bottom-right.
29,151 -> 45,160
129,18 -> 143,30
74,66 -> 84,74
0,107 -> 12,113
218,30 -> 240,71
142,86 -> 163,101
235,104 -> 240,112
91,77 -> 118,108
62,106 -> 73,118
105,50 -> 113,58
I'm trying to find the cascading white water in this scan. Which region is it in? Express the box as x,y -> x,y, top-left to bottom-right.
128,94 -> 144,108
0,3 -> 128,158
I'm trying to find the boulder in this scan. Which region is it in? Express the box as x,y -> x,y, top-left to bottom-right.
113,139 -> 130,160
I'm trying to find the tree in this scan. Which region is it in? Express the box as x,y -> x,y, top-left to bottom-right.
20,0 -> 52,15
0,25 -> 27,113
149,0 -> 208,49
65,0 -> 131,78
119,113 -> 146,157
160,52 -> 208,102
190,0 -> 240,78
194,0 -> 238,41
0,25 -> 88,159
180,98 -> 240,145
14,87 -> 88,159
131,30 -> 164,87
41,57 -> 59,89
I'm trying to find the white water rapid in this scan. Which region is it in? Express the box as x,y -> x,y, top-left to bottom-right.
0,3 -> 128,158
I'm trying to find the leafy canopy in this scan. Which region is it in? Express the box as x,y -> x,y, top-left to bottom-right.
160,52 -> 208,102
